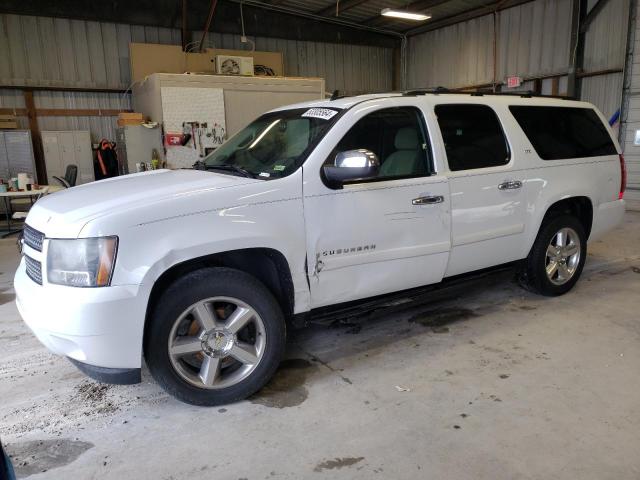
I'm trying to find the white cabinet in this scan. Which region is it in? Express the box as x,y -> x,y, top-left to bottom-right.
42,130 -> 94,184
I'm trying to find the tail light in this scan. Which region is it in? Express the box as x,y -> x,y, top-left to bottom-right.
619,154 -> 627,200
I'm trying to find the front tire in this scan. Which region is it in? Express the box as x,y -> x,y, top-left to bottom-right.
144,267 -> 286,406
521,215 -> 587,296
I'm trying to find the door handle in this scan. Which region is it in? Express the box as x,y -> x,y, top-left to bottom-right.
498,180 -> 523,190
412,195 -> 444,205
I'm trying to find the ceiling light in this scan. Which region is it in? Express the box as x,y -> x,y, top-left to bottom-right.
381,8 -> 431,21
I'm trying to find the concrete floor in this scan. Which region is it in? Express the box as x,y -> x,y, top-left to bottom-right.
1,212 -> 639,480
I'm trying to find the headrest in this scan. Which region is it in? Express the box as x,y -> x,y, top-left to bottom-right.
395,127 -> 420,150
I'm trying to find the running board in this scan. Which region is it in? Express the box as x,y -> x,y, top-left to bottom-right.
293,263 -> 518,327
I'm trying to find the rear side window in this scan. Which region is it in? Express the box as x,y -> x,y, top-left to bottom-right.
509,106 -> 617,160
435,104 -> 510,171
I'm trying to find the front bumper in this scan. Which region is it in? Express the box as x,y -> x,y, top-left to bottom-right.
68,358 -> 140,385
14,258 -> 146,373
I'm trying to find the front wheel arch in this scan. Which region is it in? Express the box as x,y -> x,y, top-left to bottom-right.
143,248 -> 294,348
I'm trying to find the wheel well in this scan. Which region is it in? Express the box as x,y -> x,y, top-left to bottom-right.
543,197 -> 593,238
145,248 -> 295,330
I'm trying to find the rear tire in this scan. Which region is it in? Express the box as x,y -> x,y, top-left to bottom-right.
520,215 -> 587,296
144,267 -> 286,406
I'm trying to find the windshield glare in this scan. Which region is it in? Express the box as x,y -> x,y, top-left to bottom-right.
204,108 -> 338,179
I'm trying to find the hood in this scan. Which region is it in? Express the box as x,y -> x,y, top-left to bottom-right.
27,169 -> 259,237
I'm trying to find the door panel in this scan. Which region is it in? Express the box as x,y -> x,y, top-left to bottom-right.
42,132 -> 62,180
304,177 -> 450,308
73,131 -> 94,184
444,172 -> 526,277
431,102 -> 526,278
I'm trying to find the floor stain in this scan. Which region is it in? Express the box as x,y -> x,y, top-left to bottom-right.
331,319 -> 362,334
74,381 -> 118,414
6,438 -> 93,478
0,292 -> 15,305
409,307 -> 480,332
250,359 -> 315,408
313,457 -> 365,472
516,305 -> 537,311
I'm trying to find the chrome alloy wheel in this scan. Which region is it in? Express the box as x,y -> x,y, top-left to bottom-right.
545,227 -> 581,285
168,297 -> 266,389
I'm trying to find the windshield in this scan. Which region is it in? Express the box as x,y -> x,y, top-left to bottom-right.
203,107 -> 339,179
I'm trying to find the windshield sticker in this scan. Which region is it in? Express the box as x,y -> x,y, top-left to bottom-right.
302,108 -> 338,120
272,165 -> 286,171
259,172 -> 271,178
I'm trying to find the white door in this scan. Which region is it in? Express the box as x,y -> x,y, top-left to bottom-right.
58,132 -> 75,183
304,106 -> 451,308
42,132 -> 62,181
72,131 -> 94,184
433,103 -> 526,277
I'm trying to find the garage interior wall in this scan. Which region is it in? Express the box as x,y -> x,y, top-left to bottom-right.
621,0 -> 640,202
0,2 -> 633,154
406,0 -> 630,119
0,13 -> 394,141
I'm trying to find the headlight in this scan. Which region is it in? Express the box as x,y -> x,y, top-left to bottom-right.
47,237 -> 118,287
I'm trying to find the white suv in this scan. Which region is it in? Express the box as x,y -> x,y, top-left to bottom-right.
15,92 -> 626,405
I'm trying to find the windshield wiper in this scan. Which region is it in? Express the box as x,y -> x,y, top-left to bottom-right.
204,164 -> 257,178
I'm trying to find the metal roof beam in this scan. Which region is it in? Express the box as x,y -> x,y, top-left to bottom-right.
403,0 -> 535,36
316,0 -> 370,17
0,0 -> 402,47
580,0 -> 614,33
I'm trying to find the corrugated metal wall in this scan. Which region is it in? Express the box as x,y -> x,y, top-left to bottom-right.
407,0 -> 573,90
580,0 -> 630,120
0,2 -> 633,141
621,0 -> 640,200
406,0 -> 629,118
0,13 -> 393,141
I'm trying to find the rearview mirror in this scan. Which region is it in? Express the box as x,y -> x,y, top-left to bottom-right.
323,149 -> 380,188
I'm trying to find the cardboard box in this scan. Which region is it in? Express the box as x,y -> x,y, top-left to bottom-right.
117,112 -> 144,127
117,119 -> 144,127
118,112 -> 145,121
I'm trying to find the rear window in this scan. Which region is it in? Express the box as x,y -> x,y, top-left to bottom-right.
509,106 -> 616,160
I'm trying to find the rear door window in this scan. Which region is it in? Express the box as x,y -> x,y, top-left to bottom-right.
434,104 -> 510,171
509,106 -> 617,160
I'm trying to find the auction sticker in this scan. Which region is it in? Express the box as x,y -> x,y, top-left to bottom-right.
302,108 -> 339,120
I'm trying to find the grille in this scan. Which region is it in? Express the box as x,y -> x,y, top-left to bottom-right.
24,255 -> 43,285
23,225 -> 44,252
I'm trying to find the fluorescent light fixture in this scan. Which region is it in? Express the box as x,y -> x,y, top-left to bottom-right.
381,8 -> 431,21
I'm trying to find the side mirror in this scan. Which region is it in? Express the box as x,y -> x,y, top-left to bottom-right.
323,149 -> 380,188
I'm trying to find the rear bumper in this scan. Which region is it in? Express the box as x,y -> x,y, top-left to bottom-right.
14,258 -> 146,370
68,358 -> 141,385
590,199 -> 625,241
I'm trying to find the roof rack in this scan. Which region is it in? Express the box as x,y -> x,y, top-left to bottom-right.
402,86 -> 574,100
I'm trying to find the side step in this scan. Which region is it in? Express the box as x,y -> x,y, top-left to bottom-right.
295,263 -> 517,327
